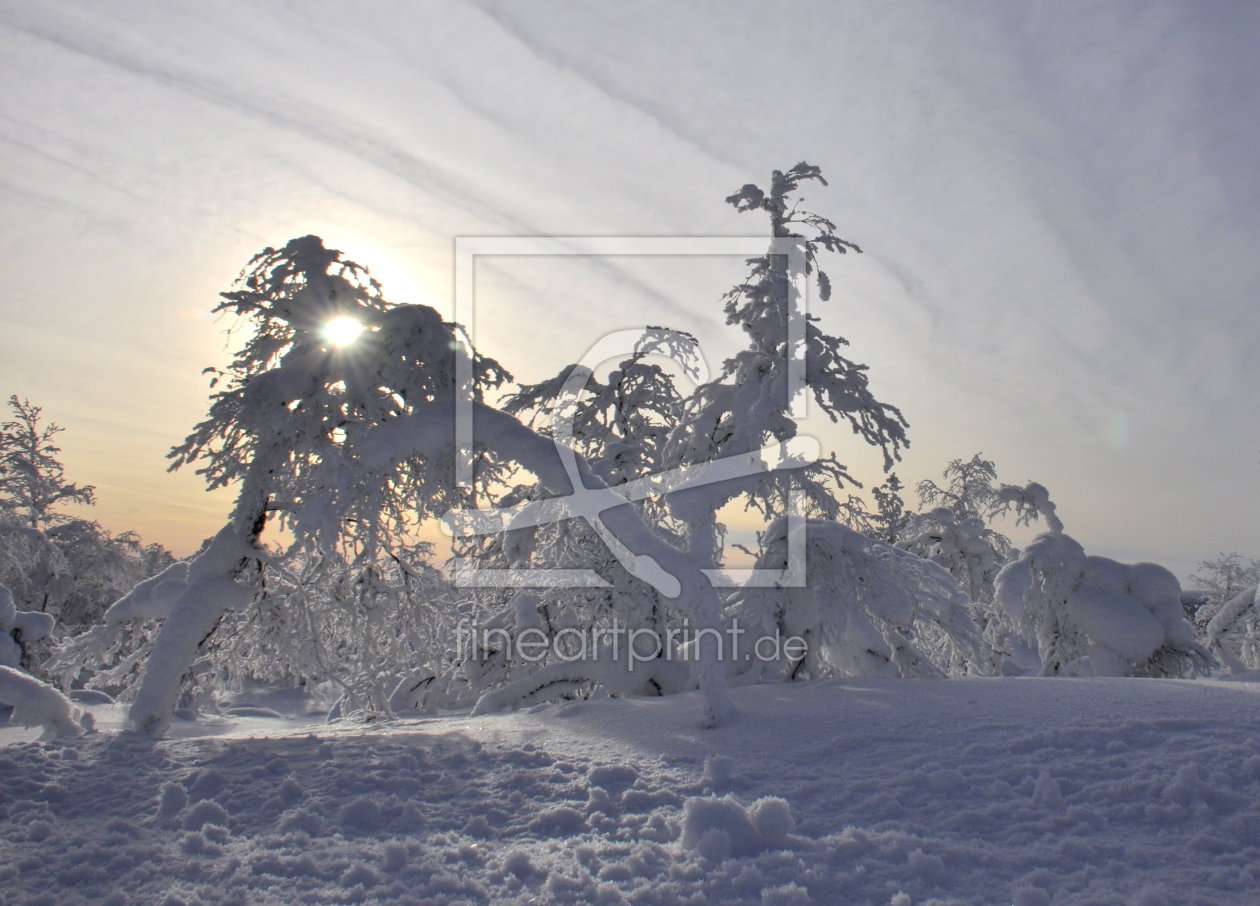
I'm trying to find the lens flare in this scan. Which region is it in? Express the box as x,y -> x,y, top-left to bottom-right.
323,317 -> 364,346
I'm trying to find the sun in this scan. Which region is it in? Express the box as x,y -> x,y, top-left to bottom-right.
323,316 -> 364,346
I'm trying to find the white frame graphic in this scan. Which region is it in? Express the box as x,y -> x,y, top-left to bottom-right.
446,236 -> 813,591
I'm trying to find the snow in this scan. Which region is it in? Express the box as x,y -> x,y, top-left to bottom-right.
0,665 -> 86,741
995,533 -> 1208,677
3,676 -> 1259,905
99,561 -> 191,625
733,520 -> 991,681
126,527 -> 260,737
1206,584 -> 1260,672
0,587 -> 56,669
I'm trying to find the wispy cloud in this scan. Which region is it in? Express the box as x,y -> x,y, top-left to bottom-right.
0,0 -> 1254,571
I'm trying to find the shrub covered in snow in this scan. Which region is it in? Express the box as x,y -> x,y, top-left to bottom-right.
1188,552 -> 1260,607
0,514 -> 175,681
901,454 -> 1061,607
899,507 -> 1005,605
994,532 -> 1212,677
1181,553 -> 1260,671
1,585 -> 54,670
1202,583 -> 1260,673
730,519 -> 994,680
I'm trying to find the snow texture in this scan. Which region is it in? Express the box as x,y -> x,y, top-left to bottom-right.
471,650 -> 692,717
2,676 -> 1258,905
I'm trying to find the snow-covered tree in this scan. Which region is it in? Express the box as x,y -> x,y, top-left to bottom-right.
1184,553 -> 1260,672
1,585 -> 54,671
900,455 -> 1060,607
915,453 -> 1001,520
0,400 -> 174,680
459,332 -> 699,693
0,663 -> 89,739
1191,553 -> 1260,603
98,236 -> 742,730
471,165 -> 939,713
504,328 -> 698,490
447,326 -> 739,717
900,456 -> 1011,604
869,472 -> 908,543
993,532 -> 1211,677
108,236 -> 518,731
456,166 -> 1013,713
1,586 -> 92,740
170,235 -> 512,554
0,396 -> 95,530
665,163 -> 910,567
1184,553 -> 1260,623
1202,585 -> 1260,673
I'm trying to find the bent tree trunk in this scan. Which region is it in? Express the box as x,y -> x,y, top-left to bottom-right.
126,525 -> 260,735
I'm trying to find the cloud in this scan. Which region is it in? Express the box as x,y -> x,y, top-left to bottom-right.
0,0 -> 1254,570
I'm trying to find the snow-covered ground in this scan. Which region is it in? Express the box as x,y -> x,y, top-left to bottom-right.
3,676 -> 1260,906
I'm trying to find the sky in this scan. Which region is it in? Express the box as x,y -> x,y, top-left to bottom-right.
0,0 -> 1256,579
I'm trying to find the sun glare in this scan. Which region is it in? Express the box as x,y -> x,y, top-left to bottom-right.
323,316 -> 364,346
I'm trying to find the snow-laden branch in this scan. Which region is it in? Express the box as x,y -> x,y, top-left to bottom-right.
991,481 -> 1063,534
99,560 -> 191,625
1205,583 -> 1260,673
0,665 -> 89,739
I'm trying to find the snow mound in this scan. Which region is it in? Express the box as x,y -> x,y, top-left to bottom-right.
679,794 -> 797,858
0,664 -> 88,739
